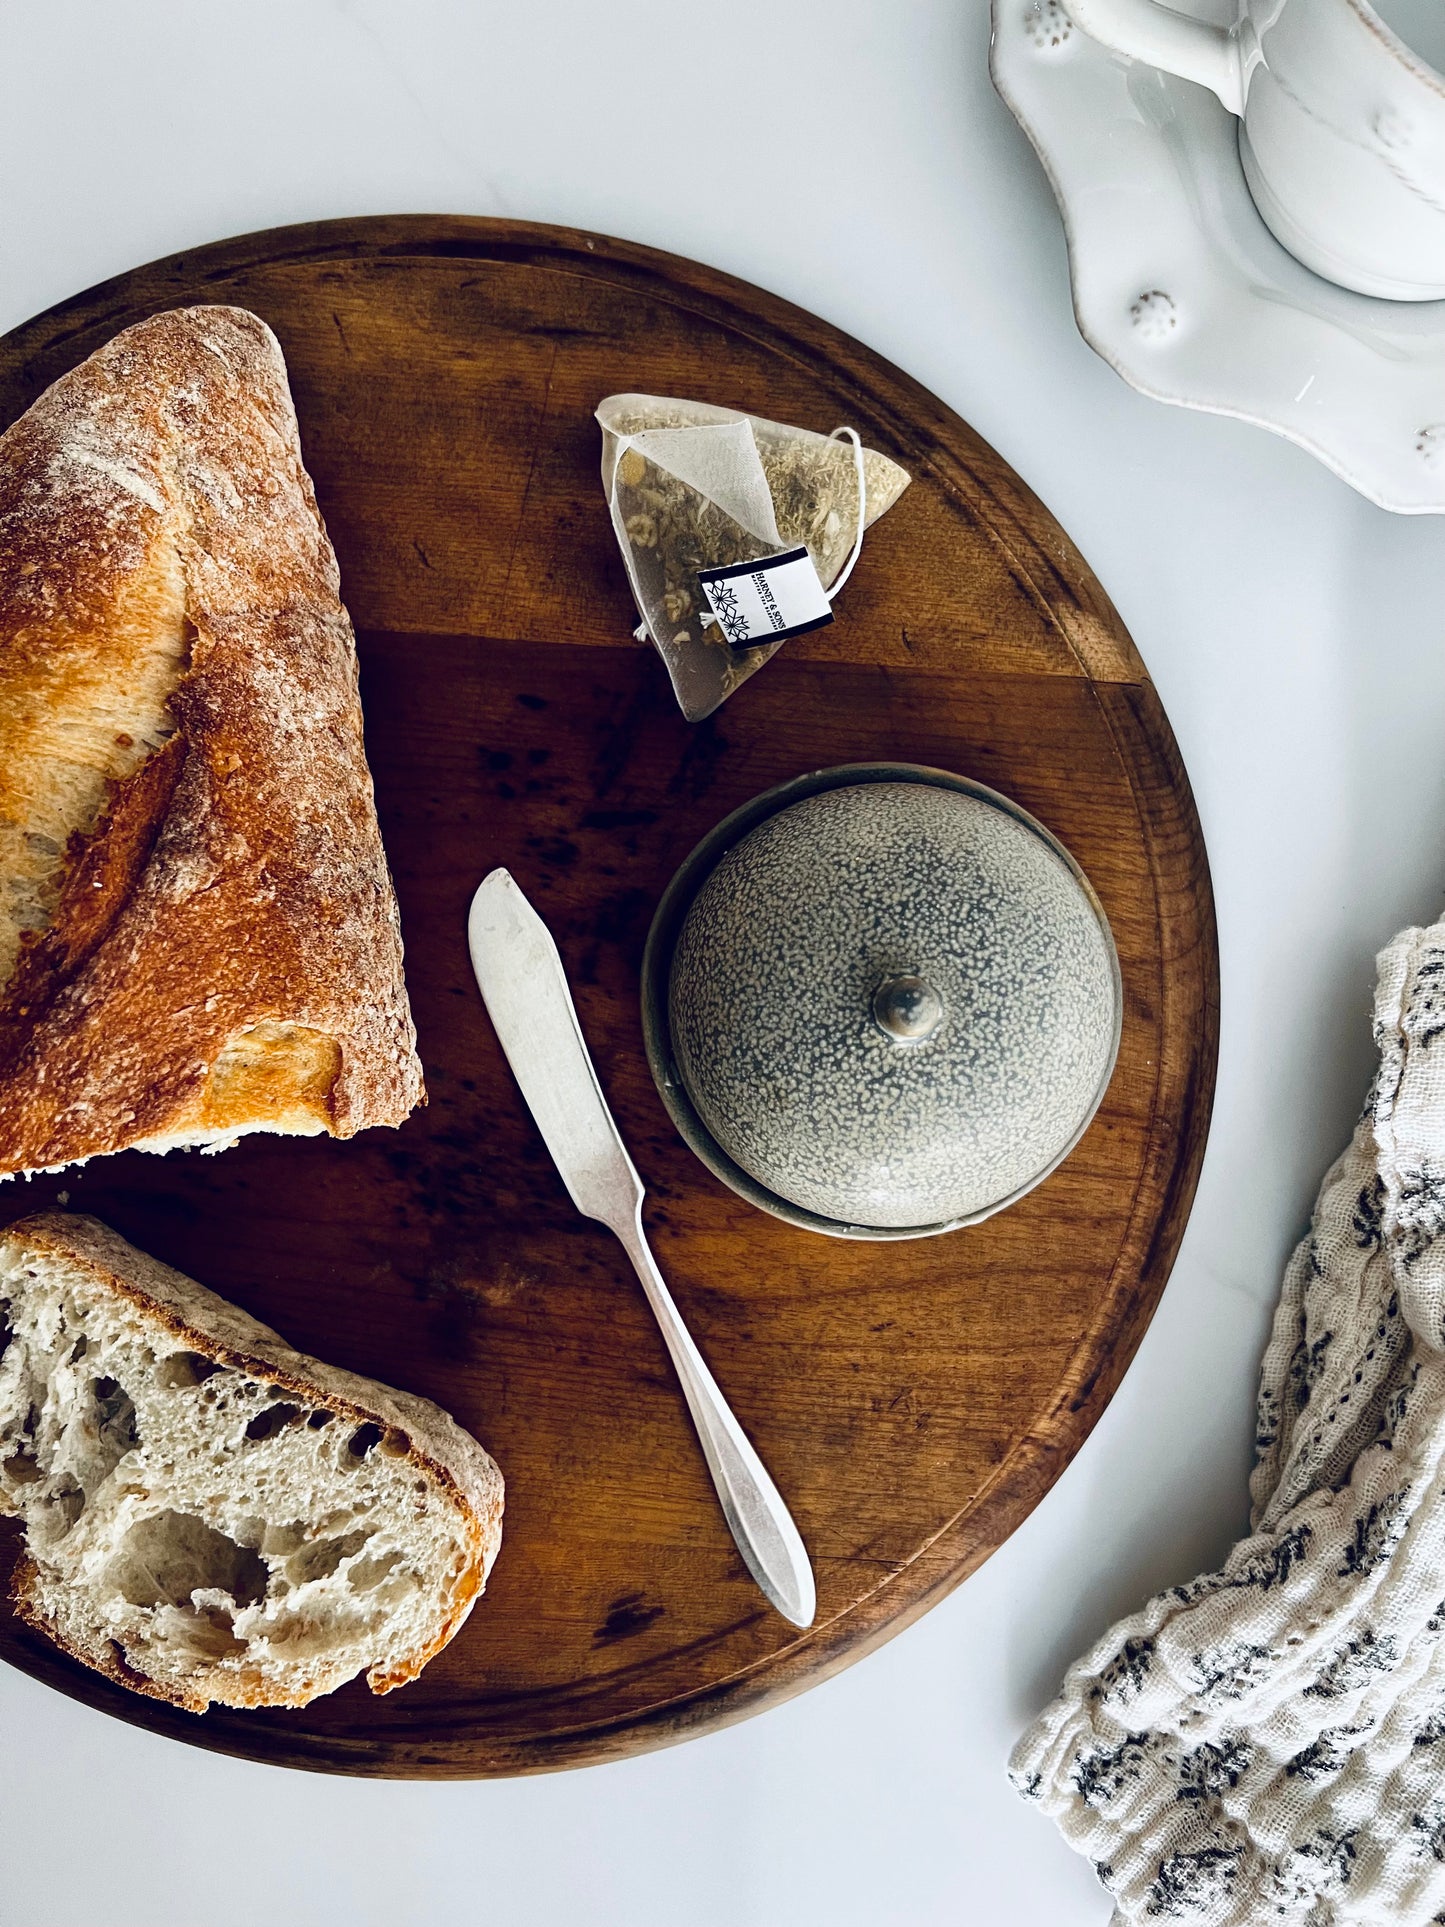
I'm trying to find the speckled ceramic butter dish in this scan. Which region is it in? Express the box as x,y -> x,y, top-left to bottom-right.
641,764 -> 1123,1240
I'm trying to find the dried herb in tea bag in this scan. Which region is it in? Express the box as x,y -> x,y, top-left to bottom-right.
597,395 -> 910,721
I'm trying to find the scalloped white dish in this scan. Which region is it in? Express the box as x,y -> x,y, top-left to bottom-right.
991,0 -> 1445,512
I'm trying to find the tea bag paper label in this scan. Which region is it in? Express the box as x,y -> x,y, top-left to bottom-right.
697,547 -> 833,650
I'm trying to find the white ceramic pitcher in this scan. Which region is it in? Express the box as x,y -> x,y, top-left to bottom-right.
1062,0 -> 1445,300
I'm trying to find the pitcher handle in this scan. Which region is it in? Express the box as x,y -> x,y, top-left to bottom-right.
1061,0 -> 1245,115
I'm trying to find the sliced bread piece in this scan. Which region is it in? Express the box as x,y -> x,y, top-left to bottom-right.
0,1212 -> 503,1712
0,304 -> 424,1177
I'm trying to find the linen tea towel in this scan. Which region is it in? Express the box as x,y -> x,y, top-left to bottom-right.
1011,915 -> 1445,1925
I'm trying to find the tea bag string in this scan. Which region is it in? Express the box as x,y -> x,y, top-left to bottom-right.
690,424 -> 867,622
825,426 -> 867,599
636,423 -> 871,643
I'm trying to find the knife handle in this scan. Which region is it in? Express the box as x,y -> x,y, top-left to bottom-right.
615,1212 -> 817,1630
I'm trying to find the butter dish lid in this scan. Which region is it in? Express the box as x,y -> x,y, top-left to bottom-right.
641,764 -> 1122,1240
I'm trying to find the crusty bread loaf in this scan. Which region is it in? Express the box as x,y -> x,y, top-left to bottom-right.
0,305 -> 424,1177
0,1212 -> 503,1712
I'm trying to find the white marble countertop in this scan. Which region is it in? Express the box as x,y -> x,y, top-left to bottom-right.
4,2 -> 1444,1922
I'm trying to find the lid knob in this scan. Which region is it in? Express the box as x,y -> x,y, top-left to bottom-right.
871,974 -> 945,1046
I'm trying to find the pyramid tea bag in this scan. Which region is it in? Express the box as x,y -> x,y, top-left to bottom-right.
597,395 -> 911,721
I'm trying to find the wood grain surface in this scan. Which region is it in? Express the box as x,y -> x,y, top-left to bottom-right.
0,216 -> 1217,1777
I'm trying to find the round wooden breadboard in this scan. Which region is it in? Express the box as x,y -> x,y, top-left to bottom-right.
0,217 -> 1217,1777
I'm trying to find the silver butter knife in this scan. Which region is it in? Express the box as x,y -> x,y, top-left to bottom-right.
467,867 -> 816,1629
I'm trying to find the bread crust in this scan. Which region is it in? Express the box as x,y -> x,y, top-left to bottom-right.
2,1211 -> 503,1711
0,306 -> 424,1174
